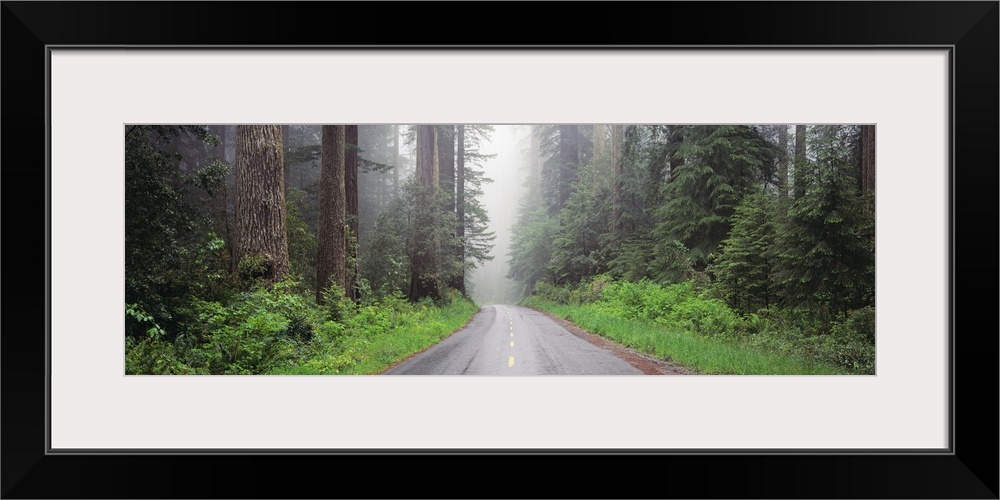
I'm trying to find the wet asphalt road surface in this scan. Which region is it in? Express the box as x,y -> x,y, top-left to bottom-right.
383,305 -> 642,375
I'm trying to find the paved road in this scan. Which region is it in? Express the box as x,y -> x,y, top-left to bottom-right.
383,305 -> 642,375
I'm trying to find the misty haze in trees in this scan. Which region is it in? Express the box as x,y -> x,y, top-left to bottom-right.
124,123 -> 874,374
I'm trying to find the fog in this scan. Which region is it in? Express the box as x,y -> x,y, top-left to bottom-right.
466,125 -> 530,305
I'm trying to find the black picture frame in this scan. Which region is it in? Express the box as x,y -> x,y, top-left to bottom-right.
3,2 -> 996,498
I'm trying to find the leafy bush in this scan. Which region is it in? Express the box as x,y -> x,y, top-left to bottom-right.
192,311 -> 294,374
237,254 -> 270,286
666,293 -> 742,337
841,305 -> 876,344
285,187 -> 319,287
125,303 -> 166,339
320,281 -> 357,323
593,279 -> 742,336
151,278 -> 322,374
533,281 -> 569,304
816,331 -> 875,374
744,311 -> 875,374
125,336 -> 193,374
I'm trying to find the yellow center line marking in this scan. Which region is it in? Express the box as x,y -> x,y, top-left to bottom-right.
508,356 -> 515,368
510,341 -> 514,347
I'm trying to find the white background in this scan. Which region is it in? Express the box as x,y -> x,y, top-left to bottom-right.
50,50 -> 949,450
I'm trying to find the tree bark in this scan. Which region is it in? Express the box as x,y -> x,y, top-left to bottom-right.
593,124 -> 606,158
794,125 -> 807,199
529,126 -> 542,206
345,125 -> 359,301
860,125 -> 876,197
410,125 -> 440,301
416,125 -> 438,187
316,125 -> 347,304
557,125 -> 579,211
450,125 -> 466,294
234,125 -> 289,284
392,124 -> 400,199
611,124 -> 624,236
282,125 -> 290,195
438,125 -> 455,213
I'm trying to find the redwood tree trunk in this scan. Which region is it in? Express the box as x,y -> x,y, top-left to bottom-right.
392,124 -> 400,199
860,125 -> 876,197
529,126 -> 542,205
611,124 -> 623,236
593,124 -> 606,158
234,125 -> 289,284
316,125 -> 347,304
282,125 -> 290,195
409,125 -> 440,301
450,125 -> 466,294
557,125 -> 579,212
345,125 -> 359,301
438,125 -> 455,212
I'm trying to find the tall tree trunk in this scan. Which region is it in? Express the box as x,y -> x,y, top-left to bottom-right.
410,125 -> 440,301
392,124 -> 400,199
611,124 -> 624,236
593,124 -> 606,158
345,125 -> 359,301
438,125 -> 455,213
234,125 -> 289,284
557,125 -> 579,212
316,125 -> 347,304
778,125 -> 789,202
282,125 -> 290,196
529,126 -> 542,206
450,125 -> 466,294
794,125 -> 807,199
860,125 -> 876,197
415,125 -> 438,186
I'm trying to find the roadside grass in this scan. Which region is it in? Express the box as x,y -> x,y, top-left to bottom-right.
526,298 -> 847,375
272,297 -> 479,375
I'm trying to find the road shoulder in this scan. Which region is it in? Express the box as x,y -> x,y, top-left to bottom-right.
525,306 -> 694,375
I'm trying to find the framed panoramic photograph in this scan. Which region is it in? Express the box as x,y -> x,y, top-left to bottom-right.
122,121 -> 875,378
5,1 -> 997,498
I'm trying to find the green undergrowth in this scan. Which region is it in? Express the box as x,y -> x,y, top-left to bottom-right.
273,295 -> 478,375
524,277 -> 874,375
125,278 -> 478,375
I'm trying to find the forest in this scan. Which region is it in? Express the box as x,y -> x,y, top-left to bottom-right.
125,124 -> 875,375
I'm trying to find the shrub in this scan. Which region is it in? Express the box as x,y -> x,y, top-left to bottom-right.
320,283 -> 356,323
191,311 -> 294,374
817,332 -> 875,374
125,303 -> 166,339
168,278 -> 321,374
842,305 -> 876,344
237,254 -> 270,286
125,336 -> 194,374
593,279 -> 743,337
666,294 -> 742,337
533,281 -> 568,304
